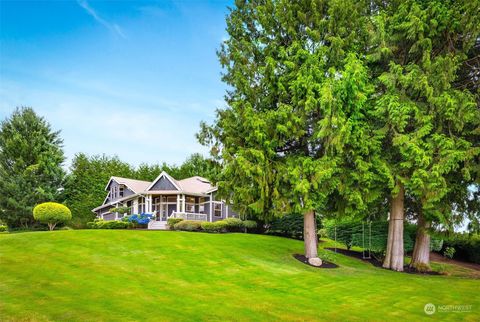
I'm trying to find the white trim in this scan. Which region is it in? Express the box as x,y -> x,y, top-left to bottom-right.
92,193 -> 139,212
145,171 -> 182,192
205,186 -> 218,194
104,177 -> 140,194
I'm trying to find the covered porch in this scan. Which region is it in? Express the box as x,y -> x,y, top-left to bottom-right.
147,194 -> 210,222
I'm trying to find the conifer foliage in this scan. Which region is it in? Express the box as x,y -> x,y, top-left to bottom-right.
200,0 -> 480,268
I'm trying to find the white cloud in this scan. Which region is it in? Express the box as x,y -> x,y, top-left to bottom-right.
77,0 -> 126,39
0,78 -> 210,168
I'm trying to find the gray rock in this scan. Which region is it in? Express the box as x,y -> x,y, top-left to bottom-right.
308,257 -> 323,267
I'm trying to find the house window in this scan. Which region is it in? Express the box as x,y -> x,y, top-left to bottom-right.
167,196 -> 177,203
199,204 -> 205,213
138,197 -> 145,214
186,203 -> 195,212
119,186 -> 124,197
214,203 -> 222,217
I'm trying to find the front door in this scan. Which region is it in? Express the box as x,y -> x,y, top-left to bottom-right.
160,203 -> 168,221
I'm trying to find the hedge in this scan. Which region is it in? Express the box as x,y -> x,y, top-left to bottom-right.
167,218 -> 184,230
223,218 -> 245,232
201,221 -> 228,233
441,233 -> 480,264
86,219 -> 131,229
174,220 -> 202,231
173,218 -> 258,233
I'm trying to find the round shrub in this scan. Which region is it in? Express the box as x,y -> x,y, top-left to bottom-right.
33,202 -> 72,231
223,218 -> 244,232
201,221 -> 228,233
174,220 -> 202,231
0,225 -> 7,232
167,218 -> 184,230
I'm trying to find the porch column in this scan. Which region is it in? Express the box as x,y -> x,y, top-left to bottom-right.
176,194 -> 180,213
146,195 -> 152,213
115,203 -> 119,220
209,194 -> 213,222
226,204 -> 229,218
182,194 -> 186,212
133,198 -> 138,214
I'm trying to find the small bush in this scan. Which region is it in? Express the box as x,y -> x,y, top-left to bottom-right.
167,218 -> 184,230
201,221 -> 228,233
243,220 -> 257,230
318,228 -> 328,238
109,206 -> 131,215
33,202 -> 72,231
223,218 -> 244,232
174,220 -> 202,231
444,246 -> 456,259
0,225 -> 7,232
430,237 -> 443,252
125,213 -> 152,226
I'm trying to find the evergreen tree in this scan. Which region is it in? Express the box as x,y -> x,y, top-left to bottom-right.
368,0 -> 480,271
0,107 -> 65,228
199,0 -> 380,263
64,153 -> 135,227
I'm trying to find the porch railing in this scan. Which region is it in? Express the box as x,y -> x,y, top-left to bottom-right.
169,212 -> 208,221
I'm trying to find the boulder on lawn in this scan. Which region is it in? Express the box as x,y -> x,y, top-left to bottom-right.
308,257 -> 323,267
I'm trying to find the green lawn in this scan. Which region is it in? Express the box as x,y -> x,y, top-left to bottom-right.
0,230 -> 479,321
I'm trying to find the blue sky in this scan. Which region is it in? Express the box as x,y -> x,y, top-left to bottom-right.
0,0 -> 232,167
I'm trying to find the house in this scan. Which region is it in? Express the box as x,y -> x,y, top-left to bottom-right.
92,171 -> 238,229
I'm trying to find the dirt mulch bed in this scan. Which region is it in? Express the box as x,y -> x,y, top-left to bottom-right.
324,248 -> 442,275
430,252 -> 480,271
293,254 -> 339,269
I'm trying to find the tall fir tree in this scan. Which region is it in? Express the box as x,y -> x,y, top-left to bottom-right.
368,0 -> 480,270
0,107 -> 65,227
199,0 -> 382,262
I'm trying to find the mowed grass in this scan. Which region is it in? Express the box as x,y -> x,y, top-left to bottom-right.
0,230 -> 479,321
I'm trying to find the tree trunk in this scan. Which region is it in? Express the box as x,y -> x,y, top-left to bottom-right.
304,210 -> 318,259
48,223 -> 57,231
410,213 -> 431,270
383,184 -> 405,271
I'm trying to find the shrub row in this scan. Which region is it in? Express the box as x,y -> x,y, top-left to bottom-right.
171,218 -> 257,233
86,219 -> 131,229
440,233 -> 480,264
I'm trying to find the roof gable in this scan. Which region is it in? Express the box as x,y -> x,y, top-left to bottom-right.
104,176 -> 151,194
146,171 -> 181,192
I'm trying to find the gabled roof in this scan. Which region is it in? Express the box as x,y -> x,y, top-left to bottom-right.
105,176 -> 151,194
176,176 -> 214,194
146,171 -> 182,191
